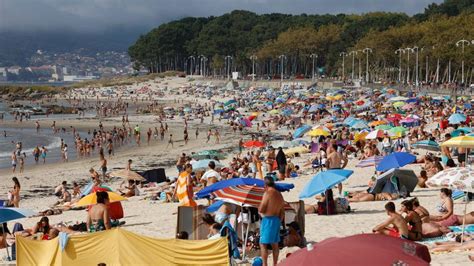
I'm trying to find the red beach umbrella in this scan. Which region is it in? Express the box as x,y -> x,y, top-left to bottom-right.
242,140 -> 265,148
279,234 -> 430,266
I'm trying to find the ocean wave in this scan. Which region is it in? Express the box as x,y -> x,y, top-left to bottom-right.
0,135 -> 62,158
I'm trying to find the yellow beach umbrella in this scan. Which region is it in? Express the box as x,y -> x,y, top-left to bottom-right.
333,94 -> 343,100
307,128 -> 330,137
393,101 -> 405,108
75,191 -> 127,207
325,96 -> 335,101
354,131 -> 368,142
251,112 -> 259,117
369,120 -> 387,127
441,136 -> 474,148
284,146 -> 309,156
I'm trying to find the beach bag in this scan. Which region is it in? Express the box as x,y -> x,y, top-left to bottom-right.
335,197 -> 351,213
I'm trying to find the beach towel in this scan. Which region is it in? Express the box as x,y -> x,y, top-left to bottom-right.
221,220 -> 240,259
451,190 -> 465,200
449,225 -> 474,233
59,232 -> 69,252
176,172 -> 197,207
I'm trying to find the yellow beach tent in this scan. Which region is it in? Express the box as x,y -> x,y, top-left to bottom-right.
17,228 -> 229,266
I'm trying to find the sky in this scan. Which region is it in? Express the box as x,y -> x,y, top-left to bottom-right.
0,0 -> 444,32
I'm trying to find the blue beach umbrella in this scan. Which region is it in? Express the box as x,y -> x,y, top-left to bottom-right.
448,113 -> 466,124
0,207 -> 37,223
376,152 -> 416,172
196,178 -> 294,199
293,125 -> 312,139
299,169 -> 354,199
451,127 -> 472,137
351,121 -> 369,129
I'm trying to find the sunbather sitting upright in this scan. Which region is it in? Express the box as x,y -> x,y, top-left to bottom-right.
372,202 -> 409,240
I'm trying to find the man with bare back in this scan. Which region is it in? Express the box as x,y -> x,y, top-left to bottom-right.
259,176 -> 284,266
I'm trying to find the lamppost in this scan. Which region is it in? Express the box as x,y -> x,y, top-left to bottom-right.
188,56 -> 195,75
405,48 -> 414,84
456,40 -> 470,85
310,53 -> 317,81
349,50 -> 358,80
412,46 -> 422,87
395,48 -> 405,83
225,55 -> 233,80
339,52 -> 347,80
250,55 -> 257,81
198,55 -> 206,76
362,48 -> 372,83
279,54 -> 286,84
202,56 -> 208,77
358,50 -> 363,80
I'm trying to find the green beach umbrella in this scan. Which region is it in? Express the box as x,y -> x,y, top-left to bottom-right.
375,124 -> 393,131
390,126 -> 408,135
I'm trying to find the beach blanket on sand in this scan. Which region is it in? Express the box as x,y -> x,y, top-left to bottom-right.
417,236 -> 449,244
449,225 -> 474,233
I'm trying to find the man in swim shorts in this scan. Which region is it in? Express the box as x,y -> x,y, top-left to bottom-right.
259,176 -> 284,266
372,202 -> 409,240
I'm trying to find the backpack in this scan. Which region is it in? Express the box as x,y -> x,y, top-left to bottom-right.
335,197 -> 351,213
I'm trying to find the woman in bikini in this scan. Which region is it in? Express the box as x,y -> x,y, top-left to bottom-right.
412,198 -> 430,222
86,191 -> 111,232
430,188 -> 458,227
400,200 -> 423,241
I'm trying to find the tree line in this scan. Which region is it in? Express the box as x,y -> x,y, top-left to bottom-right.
128,0 -> 474,84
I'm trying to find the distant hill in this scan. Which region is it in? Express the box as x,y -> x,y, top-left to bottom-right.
0,27 -> 144,67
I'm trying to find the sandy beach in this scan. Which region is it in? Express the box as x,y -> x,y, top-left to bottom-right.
0,76 -> 473,265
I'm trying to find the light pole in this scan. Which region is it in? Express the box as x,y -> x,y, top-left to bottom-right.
412,46 -> 421,87
339,52 -> 347,80
456,40 -> 470,85
395,48 -> 405,83
357,50 -> 363,80
250,55 -> 257,81
279,54 -> 286,84
349,50 -> 358,80
188,56 -> 195,75
405,48 -> 414,84
310,53 -> 317,81
202,56 -> 208,77
225,56 -> 233,80
362,48 -> 372,83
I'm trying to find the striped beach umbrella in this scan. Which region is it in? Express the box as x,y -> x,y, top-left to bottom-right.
356,156 -> 384,168
212,185 -> 263,207
441,136 -> 474,148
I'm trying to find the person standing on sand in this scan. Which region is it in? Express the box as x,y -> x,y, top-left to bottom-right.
19,153 -> 26,173
326,143 -> 348,195
35,121 -> 40,133
214,129 -> 220,144
174,163 -> 197,207
147,128 -> 152,145
259,176 -> 284,266
167,134 -> 174,148
184,128 -> 189,145
134,125 -> 141,146
195,128 -> 199,140
63,144 -> 68,162
206,129 -> 212,143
